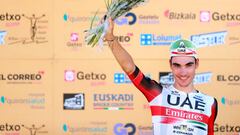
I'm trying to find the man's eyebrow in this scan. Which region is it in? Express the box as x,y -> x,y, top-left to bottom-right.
186,62 -> 195,65
172,62 -> 195,66
172,62 -> 181,66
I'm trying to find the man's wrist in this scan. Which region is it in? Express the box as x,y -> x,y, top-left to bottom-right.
104,36 -> 116,42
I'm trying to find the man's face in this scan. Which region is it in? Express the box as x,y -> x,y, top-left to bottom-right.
170,56 -> 199,88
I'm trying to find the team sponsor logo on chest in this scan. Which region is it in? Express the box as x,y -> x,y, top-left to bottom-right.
167,94 -> 206,111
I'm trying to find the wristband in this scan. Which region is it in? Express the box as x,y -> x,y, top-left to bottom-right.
104,36 -> 117,42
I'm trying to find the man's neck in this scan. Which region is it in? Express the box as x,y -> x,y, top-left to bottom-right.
173,83 -> 196,93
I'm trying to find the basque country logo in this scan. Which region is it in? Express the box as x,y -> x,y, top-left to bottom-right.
63,93 -> 85,110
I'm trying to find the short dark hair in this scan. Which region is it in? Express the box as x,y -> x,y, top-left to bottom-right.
170,56 -> 198,64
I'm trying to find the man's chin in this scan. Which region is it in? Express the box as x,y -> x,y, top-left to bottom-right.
177,80 -> 191,87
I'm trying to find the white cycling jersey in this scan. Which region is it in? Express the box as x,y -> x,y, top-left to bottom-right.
128,66 -> 218,135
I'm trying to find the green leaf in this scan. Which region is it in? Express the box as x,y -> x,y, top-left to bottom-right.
105,0 -> 112,10
87,34 -> 97,46
90,10 -> 99,30
92,28 -> 104,47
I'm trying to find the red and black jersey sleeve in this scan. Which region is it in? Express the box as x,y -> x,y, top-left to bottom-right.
207,98 -> 218,135
127,66 -> 163,102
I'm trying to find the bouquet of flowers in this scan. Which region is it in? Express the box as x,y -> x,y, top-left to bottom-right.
84,0 -> 147,47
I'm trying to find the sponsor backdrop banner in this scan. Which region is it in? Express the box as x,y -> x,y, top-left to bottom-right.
53,0 -> 240,60
0,0 -> 53,59
0,0 -> 240,135
0,60 -> 53,134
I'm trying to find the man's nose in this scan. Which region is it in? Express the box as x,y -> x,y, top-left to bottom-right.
179,68 -> 188,76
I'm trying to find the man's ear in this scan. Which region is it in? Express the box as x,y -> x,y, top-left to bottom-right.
195,58 -> 199,69
169,59 -> 173,69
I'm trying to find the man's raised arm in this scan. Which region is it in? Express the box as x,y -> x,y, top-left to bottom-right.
104,18 -> 136,75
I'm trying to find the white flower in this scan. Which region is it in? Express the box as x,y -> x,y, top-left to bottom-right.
85,0 -> 147,47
